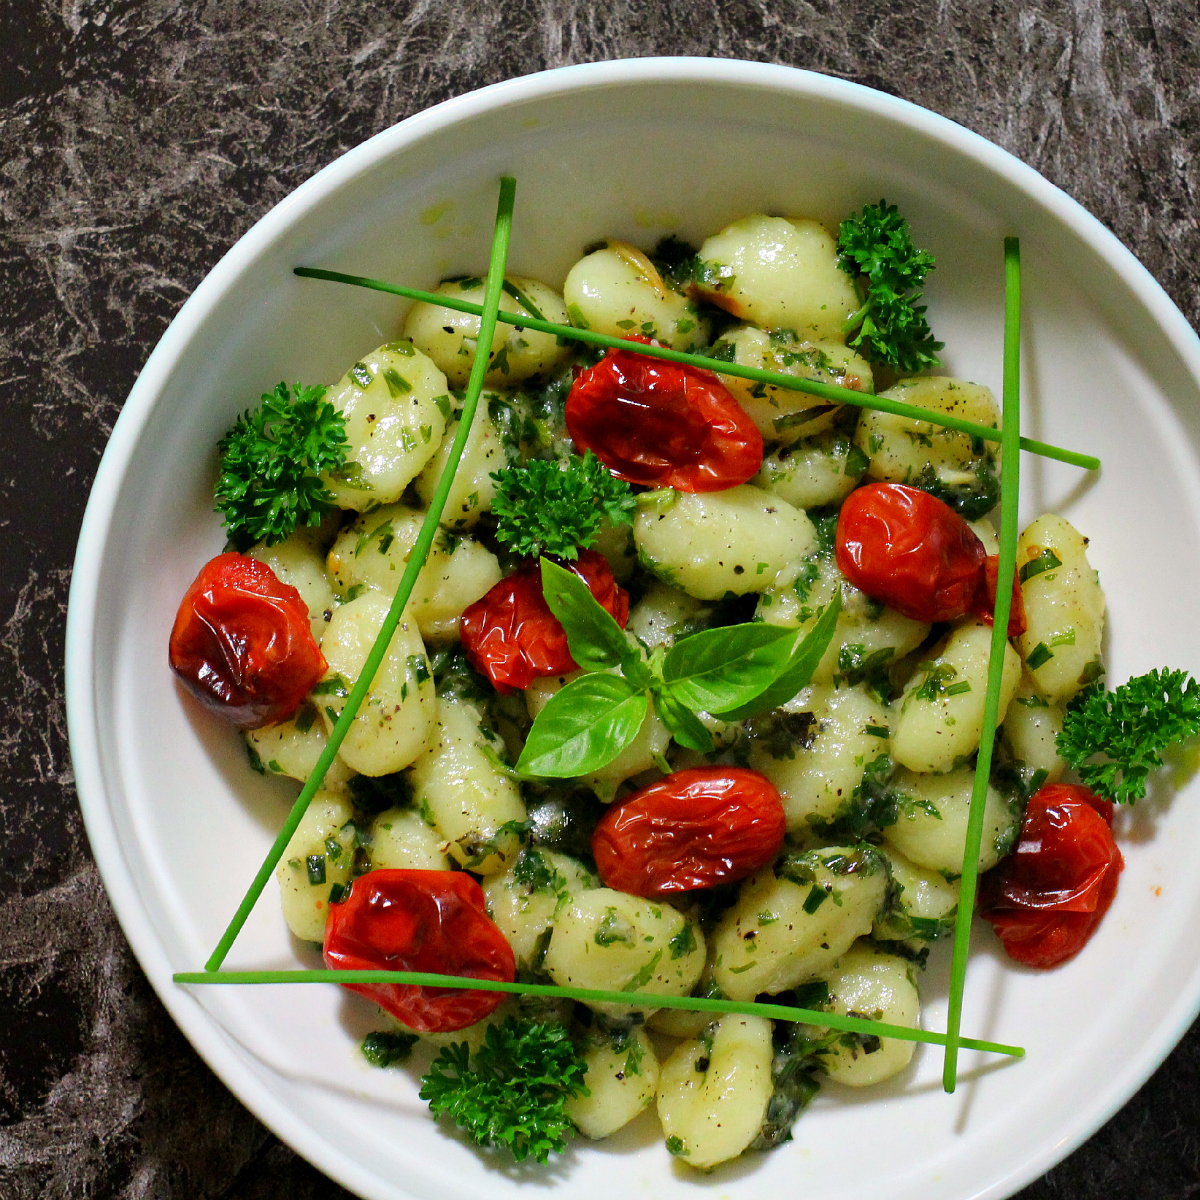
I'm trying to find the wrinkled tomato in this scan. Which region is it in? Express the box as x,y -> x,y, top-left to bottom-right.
982,783 -> 1123,969
977,554 -> 1028,637
565,345 -> 762,491
323,869 -> 514,1033
836,482 -> 1024,634
591,767 -> 787,896
168,552 -> 326,729
460,549 -> 629,692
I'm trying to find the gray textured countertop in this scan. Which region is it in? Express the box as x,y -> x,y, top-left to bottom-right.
3,2 -> 1199,1196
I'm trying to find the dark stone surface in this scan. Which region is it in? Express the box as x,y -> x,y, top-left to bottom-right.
2,1 -> 1198,1195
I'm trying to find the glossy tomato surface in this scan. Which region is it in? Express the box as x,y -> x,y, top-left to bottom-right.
460,548 -> 628,691
977,554 -> 1028,637
836,483 -> 986,623
982,784 -> 1123,969
323,869 -> 514,1033
168,552 -> 326,728
592,766 -> 787,896
565,346 -> 762,491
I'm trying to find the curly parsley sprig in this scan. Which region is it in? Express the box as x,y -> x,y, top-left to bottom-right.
214,381 -> 348,549
490,451 -> 635,561
420,1016 -> 589,1163
1058,668 -> 1200,805
837,200 -> 943,374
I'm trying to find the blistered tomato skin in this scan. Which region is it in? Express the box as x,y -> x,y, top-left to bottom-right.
168,552 -> 326,729
460,549 -> 629,692
977,554 -> 1028,638
323,869 -> 515,1033
982,783 -> 1123,969
565,346 -> 763,492
591,767 -> 787,897
837,483 -> 987,623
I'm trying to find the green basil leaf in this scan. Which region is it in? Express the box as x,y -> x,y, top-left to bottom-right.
654,690 -> 714,753
516,673 -> 648,778
540,557 -> 628,672
713,592 -> 843,720
662,622 -> 799,714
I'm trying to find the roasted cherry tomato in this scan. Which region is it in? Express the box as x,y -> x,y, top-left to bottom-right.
836,482 -> 1024,635
460,549 -> 629,692
565,345 -> 763,492
976,554 -> 1028,638
591,767 -> 787,896
836,483 -> 986,623
981,783 -> 1123,969
168,552 -> 326,729
323,869 -> 514,1033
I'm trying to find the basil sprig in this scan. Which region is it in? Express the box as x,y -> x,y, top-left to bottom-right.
516,559 -> 842,778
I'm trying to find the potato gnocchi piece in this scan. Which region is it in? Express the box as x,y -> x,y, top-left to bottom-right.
634,485 -> 815,599
248,526 -> 337,643
656,1014 -> 774,1170
749,683 -> 891,832
244,704 -> 357,790
694,215 -> 859,340
881,764 -> 1020,877
711,846 -> 888,1001
319,340 -> 449,510
413,395 -> 507,529
316,592 -> 437,776
755,431 -> 867,510
758,550 -> 929,689
367,805 -> 451,871
626,583 -> 709,650
854,377 -> 1001,519
543,888 -> 705,1018
564,241 -> 707,351
326,503 -> 501,642
874,843 -> 961,943
410,696 -> 526,875
275,791 -> 356,942
566,1024 -> 660,1140
814,943 -> 920,1087
1002,674 -> 1067,787
403,275 -> 571,388
714,326 -> 872,443
891,618 -> 1021,774
1017,514 -> 1106,704
482,847 -> 597,971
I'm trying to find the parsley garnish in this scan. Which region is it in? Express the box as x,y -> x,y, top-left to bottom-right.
491,451 -> 635,561
420,1016 -> 589,1163
1058,669 -> 1200,804
214,381 -> 348,548
837,200 -> 943,373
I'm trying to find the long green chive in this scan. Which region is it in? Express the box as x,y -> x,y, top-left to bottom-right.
202,177 -> 518,972
293,265 -> 1099,473
941,237 -> 1024,1092
173,969 -> 1023,1059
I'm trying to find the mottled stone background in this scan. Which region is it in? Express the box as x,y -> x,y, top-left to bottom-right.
2,1 -> 1198,1196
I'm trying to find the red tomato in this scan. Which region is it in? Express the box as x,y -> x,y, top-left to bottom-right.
591,767 -> 787,896
168,552 -> 326,729
323,869 -> 514,1033
974,554 -> 1028,638
565,346 -> 762,491
836,483 -> 986,623
982,783 -> 1123,969
460,549 -> 629,692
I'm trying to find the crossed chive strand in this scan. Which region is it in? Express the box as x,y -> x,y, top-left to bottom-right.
292,265 -> 1099,472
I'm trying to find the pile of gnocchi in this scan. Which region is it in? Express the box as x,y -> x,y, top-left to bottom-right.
234,213 -> 1105,1170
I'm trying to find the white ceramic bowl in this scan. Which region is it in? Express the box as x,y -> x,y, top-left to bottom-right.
66,58 -> 1200,1200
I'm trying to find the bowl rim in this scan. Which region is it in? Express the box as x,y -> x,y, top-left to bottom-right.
65,55 -> 1200,1200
